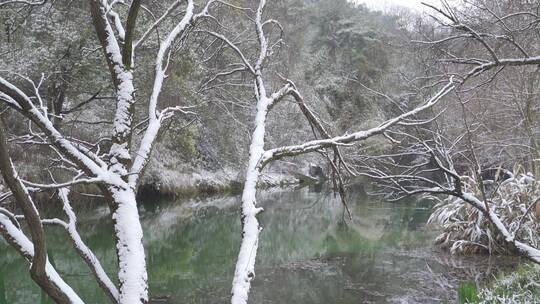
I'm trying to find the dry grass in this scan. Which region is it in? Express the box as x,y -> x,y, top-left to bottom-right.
428,167 -> 540,255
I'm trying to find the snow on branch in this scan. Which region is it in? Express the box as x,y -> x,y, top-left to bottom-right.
133,1 -> 182,51
129,0 -> 216,187
202,31 -> 256,75
105,0 -> 126,42
0,214 -> 85,304
258,77 -> 455,169
0,127 -> 84,303
459,192 -> 540,264
56,188 -> 119,302
466,56 -> 540,78
0,0 -> 45,7
420,1 -> 540,82
1,1 -> 220,303
21,177 -> 104,189
0,76 -> 115,183
356,122 -> 540,264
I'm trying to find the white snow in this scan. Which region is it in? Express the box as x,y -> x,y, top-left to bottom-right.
58,188 -> 119,301
111,188 -> 148,304
461,192 -> 540,264
231,3 -> 271,299
231,96 -> 268,304
129,0 -> 196,187
260,77 -> 454,166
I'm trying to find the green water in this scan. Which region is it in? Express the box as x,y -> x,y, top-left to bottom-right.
0,189 -> 517,303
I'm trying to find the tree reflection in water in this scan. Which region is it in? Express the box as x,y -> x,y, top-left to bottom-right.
0,189 -> 519,303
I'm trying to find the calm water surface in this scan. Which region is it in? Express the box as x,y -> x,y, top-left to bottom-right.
0,189 -> 519,303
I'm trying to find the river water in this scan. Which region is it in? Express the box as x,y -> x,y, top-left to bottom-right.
0,188 -> 519,303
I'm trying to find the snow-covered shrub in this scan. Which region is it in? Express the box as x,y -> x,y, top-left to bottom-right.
428,168 -> 540,255
477,264 -> 540,304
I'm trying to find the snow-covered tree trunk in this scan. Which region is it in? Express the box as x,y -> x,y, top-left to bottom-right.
109,188 -> 147,304
229,1 -> 272,302
90,2 -> 148,302
231,95 -> 269,304
89,1 -> 213,301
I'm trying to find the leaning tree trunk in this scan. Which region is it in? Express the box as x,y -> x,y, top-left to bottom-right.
231,94 -> 269,304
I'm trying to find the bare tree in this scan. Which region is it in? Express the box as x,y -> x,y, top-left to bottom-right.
0,0 -> 217,303
417,0 -> 540,172
198,1 -> 455,303
356,120 -> 540,264
353,0 -> 540,266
